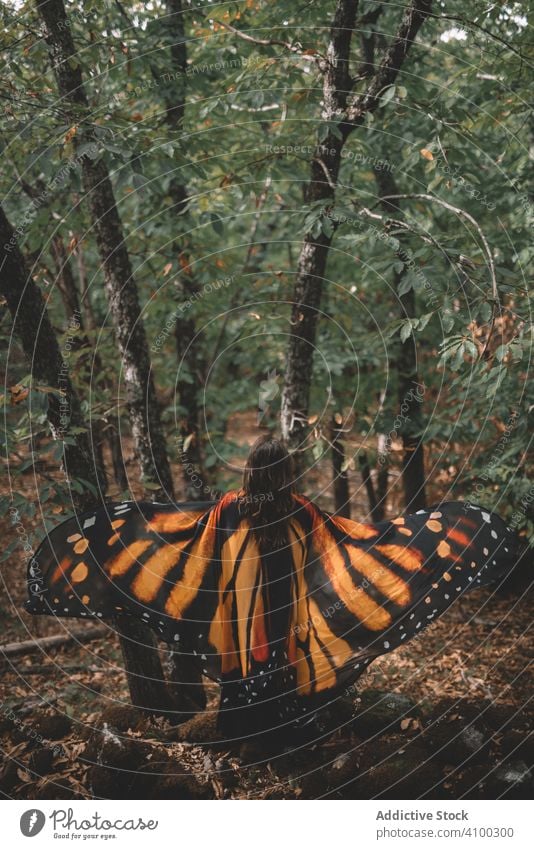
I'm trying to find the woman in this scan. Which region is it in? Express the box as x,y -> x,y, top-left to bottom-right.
26,435 -> 519,744
217,435 -> 303,738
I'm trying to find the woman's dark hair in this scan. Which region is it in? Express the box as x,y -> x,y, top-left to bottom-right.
240,435 -> 295,551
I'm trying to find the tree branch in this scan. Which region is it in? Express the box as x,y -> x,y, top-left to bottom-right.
378,192 -> 497,301
200,14 -> 322,62
346,0 -> 432,123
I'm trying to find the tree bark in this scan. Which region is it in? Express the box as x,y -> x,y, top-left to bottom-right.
281,0 -> 359,461
373,168 -> 427,511
160,0 -> 207,709
330,416 -> 351,517
36,0 -> 178,718
37,0 -> 174,502
0,205 -> 98,509
162,0 -> 207,502
375,431 -> 390,521
281,0 -> 433,470
112,615 -> 174,717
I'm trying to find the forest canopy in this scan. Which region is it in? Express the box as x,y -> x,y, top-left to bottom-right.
1,0 -> 532,543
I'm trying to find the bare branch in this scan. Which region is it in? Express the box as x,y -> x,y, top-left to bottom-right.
378,192 -> 497,301
347,0 -> 432,123
201,14 -> 322,63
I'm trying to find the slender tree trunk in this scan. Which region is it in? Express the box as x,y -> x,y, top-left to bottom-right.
37,0 -> 173,502
359,452 -> 382,521
50,235 -> 82,321
281,0 -> 359,463
161,0 -> 206,709
330,416 -> 351,517
375,431 -> 389,521
49,238 -> 112,493
0,205 -> 98,509
160,0 -> 207,503
374,168 -> 426,510
281,0 -> 432,472
36,0 -> 179,718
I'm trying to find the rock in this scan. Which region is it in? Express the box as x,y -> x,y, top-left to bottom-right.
423,698 -> 483,726
33,778 -> 82,800
28,747 -> 54,777
96,705 -> 144,734
263,784 -> 297,799
425,717 -> 492,766
490,761 -> 533,799
353,690 -> 420,738
270,742 -> 330,782
33,713 -> 72,741
127,759 -> 214,800
82,726 -> 152,772
482,703 -> 519,732
499,730 -> 534,763
0,715 -> 15,735
214,757 -> 239,789
350,740 -> 442,799
299,763 -> 329,800
166,711 -> 220,745
317,695 -> 357,734
0,759 -> 19,794
325,750 -> 361,796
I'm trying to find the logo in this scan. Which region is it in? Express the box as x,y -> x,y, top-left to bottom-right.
20,810 -> 46,837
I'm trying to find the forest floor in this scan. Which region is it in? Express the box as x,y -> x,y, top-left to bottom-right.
0,416 -> 532,800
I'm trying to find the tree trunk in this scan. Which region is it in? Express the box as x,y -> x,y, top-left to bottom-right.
281,0 -> 433,472
37,0 -> 174,502
50,234 -> 82,321
374,168 -> 426,511
374,431 -> 390,521
112,616 -> 174,717
0,205 -> 98,509
158,0 -> 207,501
281,0 -> 359,462
358,452 -> 381,522
36,0 -> 178,718
330,416 -> 351,518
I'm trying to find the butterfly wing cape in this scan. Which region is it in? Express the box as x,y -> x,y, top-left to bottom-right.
26,492 -> 517,725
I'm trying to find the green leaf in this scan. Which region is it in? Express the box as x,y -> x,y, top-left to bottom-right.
398,274 -> 414,296
400,321 -> 413,343
210,213 -> 224,235
380,85 -> 396,105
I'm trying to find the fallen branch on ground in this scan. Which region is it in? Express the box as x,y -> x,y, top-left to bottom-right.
0,626 -> 109,660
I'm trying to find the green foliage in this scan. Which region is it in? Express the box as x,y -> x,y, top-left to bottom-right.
1,0 -> 532,536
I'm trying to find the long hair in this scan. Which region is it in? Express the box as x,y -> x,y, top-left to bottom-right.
240,435 -> 295,552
